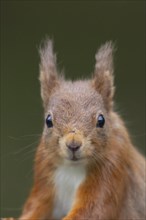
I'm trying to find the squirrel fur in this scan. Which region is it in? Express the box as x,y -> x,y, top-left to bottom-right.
19,39 -> 146,220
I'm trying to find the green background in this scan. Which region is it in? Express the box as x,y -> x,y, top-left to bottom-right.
1,1 -> 145,217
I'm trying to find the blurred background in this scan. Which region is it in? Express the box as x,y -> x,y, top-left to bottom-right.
1,1 -> 145,217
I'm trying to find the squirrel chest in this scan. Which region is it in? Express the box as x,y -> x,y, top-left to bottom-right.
52,164 -> 86,219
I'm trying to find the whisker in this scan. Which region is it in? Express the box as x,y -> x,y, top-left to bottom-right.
12,140 -> 39,155
9,133 -> 41,140
23,148 -> 37,156
90,153 -> 102,173
21,151 -> 36,162
21,147 -> 57,162
94,151 -> 124,177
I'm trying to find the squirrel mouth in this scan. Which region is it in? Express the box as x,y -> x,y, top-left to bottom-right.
70,152 -> 80,161
65,153 -> 80,162
65,155 -> 85,164
71,155 -> 78,161
70,154 -> 85,162
65,152 -> 84,163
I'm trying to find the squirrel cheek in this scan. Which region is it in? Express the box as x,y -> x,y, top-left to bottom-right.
58,136 -> 73,159
82,140 -> 95,157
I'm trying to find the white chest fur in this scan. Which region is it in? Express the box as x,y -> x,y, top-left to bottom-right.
52,163 -> 86,219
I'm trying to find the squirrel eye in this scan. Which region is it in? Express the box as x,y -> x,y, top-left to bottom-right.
46,114 -> 53,128
96,114 -> 105,128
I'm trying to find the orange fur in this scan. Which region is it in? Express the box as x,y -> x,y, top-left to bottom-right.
19,39 -> 145,220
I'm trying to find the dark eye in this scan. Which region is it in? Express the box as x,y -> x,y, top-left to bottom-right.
96,114 -> 105,128
46,114 -> 53,128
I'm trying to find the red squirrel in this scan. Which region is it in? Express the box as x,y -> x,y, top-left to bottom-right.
15,39 -> 146,219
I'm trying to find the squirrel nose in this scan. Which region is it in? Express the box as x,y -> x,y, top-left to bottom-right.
66,142 -> 81,152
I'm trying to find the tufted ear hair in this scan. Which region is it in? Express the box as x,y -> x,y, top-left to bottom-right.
39,38 -> 60,109
92,41 -> 115,111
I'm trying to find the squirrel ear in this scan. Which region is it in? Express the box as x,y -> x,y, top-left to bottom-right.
92,41 -> 115,111
39,38 -> 59,108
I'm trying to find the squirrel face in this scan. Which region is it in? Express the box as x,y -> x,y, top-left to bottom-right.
39,39 -> 115,165
43,82 -> 110,164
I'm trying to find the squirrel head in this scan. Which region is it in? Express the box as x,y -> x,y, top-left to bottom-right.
39,39 -> 118,166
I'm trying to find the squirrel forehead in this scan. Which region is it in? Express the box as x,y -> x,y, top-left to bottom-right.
48,81 -> 104,116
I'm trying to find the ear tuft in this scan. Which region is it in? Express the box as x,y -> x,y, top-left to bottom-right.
39,38 -> 59,108
95,41 -> 115,74
93,41 -> 116,111
39,38 -> 56,75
